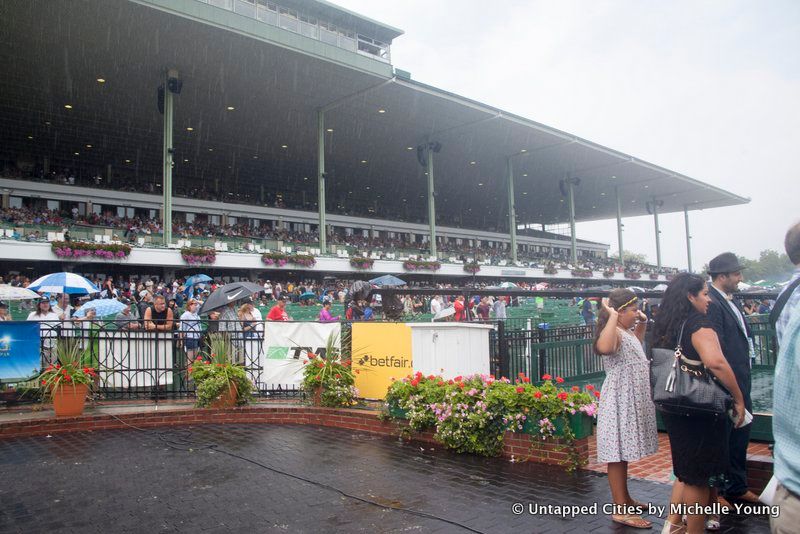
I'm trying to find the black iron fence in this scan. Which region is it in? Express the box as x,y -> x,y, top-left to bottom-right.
34,320 -> 303,400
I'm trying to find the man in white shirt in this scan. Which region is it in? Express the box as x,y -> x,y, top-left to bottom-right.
430,296 -> 442,315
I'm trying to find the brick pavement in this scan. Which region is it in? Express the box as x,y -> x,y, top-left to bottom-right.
0,425 -> 771,533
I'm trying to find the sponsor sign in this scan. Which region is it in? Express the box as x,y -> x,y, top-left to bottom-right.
352,323 -> 413,399
261,322 -> 341,388
0,321 -> 41,380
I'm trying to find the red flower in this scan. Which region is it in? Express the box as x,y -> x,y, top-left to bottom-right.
458,383 -> 465,389
518,372 -> 525,378
317,362 -> 324,368
437,382 -> 445,387
196,356 -> 202,361
571,386 -> 580,392
516,386 -> 525,394
41,379 -> 47,385
410,379 -> 419,387
428,374 -> 435,380
555,376 -> 564,384
534,391 -> 543,399
489,375 -> 495,380
586,384 -> 595,391
454,376 -> 462,382
594,390 -> 601,398
447,379 -> 454,385
415,371 -> 423,379
188,366 -> 193,373
557,392 -> 568,400
335,373 -> 341,379
541,374 -> 552,380
522,377 -> 530,383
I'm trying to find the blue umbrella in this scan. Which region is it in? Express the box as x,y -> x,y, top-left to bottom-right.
28,272 -> 99,295
73,298 -> 126,318
369,275 -> 406,287
185,274 -> 213,287
299,291 -> 318,300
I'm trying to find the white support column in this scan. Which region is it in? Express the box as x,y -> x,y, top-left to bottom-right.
317,110 -> 327,254
506,157 -> 517,263
162,70 -> 175,246
426,144 -> 437,258
615,185 -> 624,268
684,207 -> 693,273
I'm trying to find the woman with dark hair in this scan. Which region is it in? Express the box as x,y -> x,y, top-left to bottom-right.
594,288 -> 658,529
653,273 -> 745,534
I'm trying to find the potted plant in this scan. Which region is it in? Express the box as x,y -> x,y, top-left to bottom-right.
349,257 -> 374,269
52,241 -> 131,259
301,332 -> 358,407
543,266 -> 558,275
39,338 -> 97,417
290,253 -> 316,267
649,273 -> 660,280
188,334 -> 253,408
402,259 -> 441,271
181,246 -> 216,265
262,252 -> 290,266
624,271 -> 642,280
463,261 -> 481,274
570,268 -> 593,278
602,270 -> 615,278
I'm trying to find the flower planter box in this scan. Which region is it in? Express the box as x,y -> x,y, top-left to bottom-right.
521,413 -> 593,440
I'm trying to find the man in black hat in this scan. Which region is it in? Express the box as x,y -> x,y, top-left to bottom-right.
706,252 -> 759,506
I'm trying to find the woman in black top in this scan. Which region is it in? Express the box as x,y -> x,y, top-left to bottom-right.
652,273 -> 745,534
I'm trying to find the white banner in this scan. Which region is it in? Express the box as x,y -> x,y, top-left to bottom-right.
260,322 -> 341,388
99,331 -> 174,388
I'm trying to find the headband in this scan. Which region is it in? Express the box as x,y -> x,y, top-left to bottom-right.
616,296 -> 638,311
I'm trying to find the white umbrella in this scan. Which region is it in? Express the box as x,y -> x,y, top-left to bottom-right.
0,284 -> 40,300
27,272 -> 99,295
433,306 -> 456,321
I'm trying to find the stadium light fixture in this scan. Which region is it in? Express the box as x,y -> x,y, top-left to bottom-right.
27,135 -> 33,140
360,160 -> 367,163
522,192 -> 528,195
522,173 -> 528,177
85,144 -> 92,148
184,159 -> 189,162
326,128 -> 334,132
208,148 -> 213,152
226,106 -> 235,111
601,192 -> 606,196
252,155 -> 258,159
45,121 -> 51,125
478,182 -> 483,186
186,127 -> 194,131
520,149 -> 527,153
124,159 -> 131,163
406,146 -> 413,151
73,152 -> 79,156
378,109 -> 386,113
644,185 -> 649,189
469,161 -> 476,165
96,78 -> 105,83
281,145 -> 288,149
64,104 -> 73,109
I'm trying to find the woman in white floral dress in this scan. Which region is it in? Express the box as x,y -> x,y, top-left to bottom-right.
594,288 -> 659,529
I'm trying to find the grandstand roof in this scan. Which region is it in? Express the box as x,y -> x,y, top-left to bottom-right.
0,0 -> 749,230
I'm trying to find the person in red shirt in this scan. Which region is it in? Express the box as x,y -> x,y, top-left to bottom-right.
454,295 -> 466,322
267,299 -> 291,321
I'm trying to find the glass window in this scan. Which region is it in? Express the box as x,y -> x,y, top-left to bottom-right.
299,21 -> 318,39
279,12 -> 298,32
210,215 -> 220,225
47,200 -> 60,211
228,216 -> 237,225
257,5 -> 277,24
234,0 -> 256,18
209,0 -> 233,10
9,196 -> 22,208
185,213 -> 194,223
320,28 -> 338,46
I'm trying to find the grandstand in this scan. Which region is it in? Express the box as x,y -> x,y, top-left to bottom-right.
0,0 -> 748,282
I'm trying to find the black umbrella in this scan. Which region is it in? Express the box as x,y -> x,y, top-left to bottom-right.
348,280 -> 372,302
199,282 -> 264,315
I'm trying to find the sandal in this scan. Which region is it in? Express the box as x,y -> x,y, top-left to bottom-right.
613,514 -> 653,529
705,514 -> 721,531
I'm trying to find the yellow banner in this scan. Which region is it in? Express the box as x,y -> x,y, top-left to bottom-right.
352,323 -> 413,399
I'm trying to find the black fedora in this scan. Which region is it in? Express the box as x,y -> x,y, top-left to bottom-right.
707,252 -> 746,275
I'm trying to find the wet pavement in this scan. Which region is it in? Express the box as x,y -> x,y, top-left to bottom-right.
0,425 -> 771,533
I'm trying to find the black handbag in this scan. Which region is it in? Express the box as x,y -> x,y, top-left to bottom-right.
649,320 -> 732,416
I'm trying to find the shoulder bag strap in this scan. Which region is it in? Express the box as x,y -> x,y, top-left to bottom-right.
770,276 -> 800,329
664,319 -> 688,392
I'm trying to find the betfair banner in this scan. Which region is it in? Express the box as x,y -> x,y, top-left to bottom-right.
352,323 -> 413,399
0,321 -> 41,380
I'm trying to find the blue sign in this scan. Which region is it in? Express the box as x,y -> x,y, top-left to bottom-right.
0,321 -> 41,380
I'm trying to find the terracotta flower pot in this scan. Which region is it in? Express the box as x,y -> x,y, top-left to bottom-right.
211,381 -> 238,409
52,383 -> 89,417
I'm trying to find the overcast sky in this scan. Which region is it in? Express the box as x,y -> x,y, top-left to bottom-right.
334,0 -> 799,272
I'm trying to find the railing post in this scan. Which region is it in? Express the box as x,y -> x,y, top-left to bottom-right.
497,320 -> 509,380
537,325 -> 547,379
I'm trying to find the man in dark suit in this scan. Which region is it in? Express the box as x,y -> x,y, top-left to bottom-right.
706,252 -> 759,505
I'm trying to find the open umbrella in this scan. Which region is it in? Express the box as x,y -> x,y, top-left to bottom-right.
199,282 -> 264,315
499,281 -> 518,289
73,298 -> 126,318
433,306 -> 456,321
299,291 -> 317,300
0,284 -> 40,300
28,272 -> 99,295
369,274 -> 406,287
185,274 -> 213,287
348,281 -> 372,302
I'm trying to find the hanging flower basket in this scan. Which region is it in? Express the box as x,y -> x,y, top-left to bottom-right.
261,252 -> 290,267
602,270 -> 615,278
543,266 -> 558,275
403,260 -> 441,271
51,241 -> 131,260
350,257 -> 374,269
666,274 -> 676,281
290,254 -> 316,267
624,271 -> 642,280
649,273 -> 660,280
570,269 -> 593,278
181,246 -> 216,265
463,261 -> 481,274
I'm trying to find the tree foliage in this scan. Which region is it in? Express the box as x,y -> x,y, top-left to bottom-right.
701,250 -> 794,283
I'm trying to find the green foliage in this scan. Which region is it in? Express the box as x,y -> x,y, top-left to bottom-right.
701,250 -> 794,283
188,334 -> 253,407
301,332 -> 358,407
38,339 -> 97,400
383,372 -> 598,467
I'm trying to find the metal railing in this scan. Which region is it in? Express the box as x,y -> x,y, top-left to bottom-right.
34,321 -> 303,400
